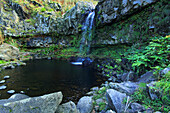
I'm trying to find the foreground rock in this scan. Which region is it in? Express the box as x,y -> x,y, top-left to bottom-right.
0,43 -> 20,61
106,89 -> 127,113
137,72 -> 155,83
0,94 -> 29,105
0,92 -> 63,113
56,101 -> 78,113
77,96 -> 93,113
109,81 -> 139,95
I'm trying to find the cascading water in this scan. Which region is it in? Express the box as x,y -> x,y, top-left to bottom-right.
80,11 -> 95,54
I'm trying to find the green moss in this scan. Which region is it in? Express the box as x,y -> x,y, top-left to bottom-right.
0,60 -> 7,64
41,7 -> 46,12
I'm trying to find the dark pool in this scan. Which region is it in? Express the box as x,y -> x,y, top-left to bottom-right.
0,60 -> 104,103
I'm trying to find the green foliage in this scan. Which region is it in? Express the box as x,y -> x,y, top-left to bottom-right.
99,102 -> 106,111
131,75 -> 170,112
41,7 -> 46,12
154,72 -> 170,105
97,87 -> 106,94
0,60 -> 7,64
4,37 -> 19,48
90,45 -> 127,58
93,95 -> 102,100
70,35 -> 80,47
125,36 -> 170,74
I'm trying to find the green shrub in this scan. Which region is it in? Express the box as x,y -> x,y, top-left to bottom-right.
125,35 -> 170,74
41,7 -> 46,12
0,60 -> 7,64
131,73 -> 170,112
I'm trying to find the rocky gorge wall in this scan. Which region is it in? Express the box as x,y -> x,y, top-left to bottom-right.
0,1 -> 95,37
93,0 -> 169,45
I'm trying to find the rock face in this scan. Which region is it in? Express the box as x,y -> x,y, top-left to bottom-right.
0,1 -> 52,36
106,89 -> 127,113
77,96 -> 93,113
93,0 -> 169,45
56,1 -> 95,35
0,1 -> 94,37
0,92 -> 63,113
95,0 -> 157,25
0,43 -> 20,60
56,101 -> 78,113
25,37 -> 53,47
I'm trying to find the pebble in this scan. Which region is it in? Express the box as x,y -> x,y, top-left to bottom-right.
11,65 -> 15,69
21,63 -> 26,66
0,85 -> 7,90
20,91 -> 25,94
0,80 -> 5,84
7,90 -> 15,94
4,76 -> 10,79
47,57 -> 51,60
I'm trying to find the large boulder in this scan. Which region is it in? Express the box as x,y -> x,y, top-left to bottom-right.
106,89 -> 127,113
0,94 -> 29,105
109,81 -> 139,95
0,43 -> 20,61
137,72 -> 155,83
0,92 -> 63,113
56,101 -> 78,113
95,0 -> 157,25
77,96 -> 93,113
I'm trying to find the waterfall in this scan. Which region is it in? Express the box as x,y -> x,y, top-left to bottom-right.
80,11 -> 95,54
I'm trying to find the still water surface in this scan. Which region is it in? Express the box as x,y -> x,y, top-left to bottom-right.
0,60 -> 103,103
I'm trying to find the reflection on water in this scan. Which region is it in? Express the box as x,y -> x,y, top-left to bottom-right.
0,60 -> 103,103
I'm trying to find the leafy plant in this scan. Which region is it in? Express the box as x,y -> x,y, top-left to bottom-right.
41,7 -> 46,12
125,36 -> 170,74
131,74 -> 170,112
99,102 -> 106,111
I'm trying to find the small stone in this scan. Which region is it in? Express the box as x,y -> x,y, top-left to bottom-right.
96,98 -> 104,105
21,63 -> 26,66
4,76 -> 10,79
20,91 -> 25,94
154,111 -> 162,113
131,103 -> 145,112
47,57 -> 51,60
91,87 -> 99,91
7,90 -> 15,94
160,67 -> 170,75
0,85 -> 7,90
11,65 -> 15,69
86,91 -> 94,95
0,80 -> 5,84
106,110 -> 116,113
